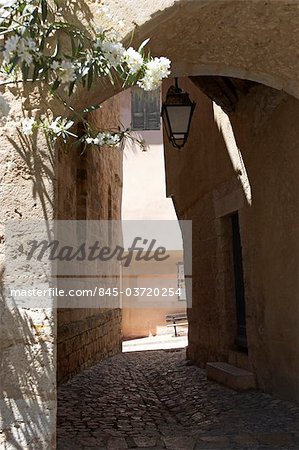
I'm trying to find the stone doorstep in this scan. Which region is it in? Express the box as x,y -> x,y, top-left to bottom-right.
206,362 -> 256,391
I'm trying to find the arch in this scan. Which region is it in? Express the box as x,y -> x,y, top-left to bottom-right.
77,0 -> 299,110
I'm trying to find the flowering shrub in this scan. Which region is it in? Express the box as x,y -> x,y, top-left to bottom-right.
0,0 -> 171,149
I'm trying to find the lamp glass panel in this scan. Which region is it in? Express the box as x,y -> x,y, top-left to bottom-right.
163,110 -> 171,137
166,105 -> 191,134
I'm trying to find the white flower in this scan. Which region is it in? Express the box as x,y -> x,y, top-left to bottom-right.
0,95 -> 10,117
18,39 -> 33,64
49,117 -> 75,139
97,39 -> 125,68
3,35 -> 38,65
22,117 -> 36,135
93,133 -> 105,146
25,37 -> 37,51
23,3 -> 38,14
122,47 -> 143,74
138,56 -> 171,91
106,133 -> 120,145
51,60 -> 60,70
4,35 -> 19,53
59,60 -> 76,84
0,0 -> 18,6
95,25 -> 105,35
85,132 -> 120,147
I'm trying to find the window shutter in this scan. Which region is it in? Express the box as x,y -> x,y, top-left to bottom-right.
131,87 -> 160,131
145,90 -> 160,130
131,88 -> 145,130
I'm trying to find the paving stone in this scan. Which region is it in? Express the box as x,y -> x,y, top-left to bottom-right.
107,437 -> 128,448
255,432 -> 294,446
163,436 -> 195,449
57,349 -> 299,450
196,435 -> 231,448
133,435 -> 157,447
233,433 -> 258,445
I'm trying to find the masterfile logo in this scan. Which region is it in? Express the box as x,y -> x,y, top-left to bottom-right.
5,220 -> 192,309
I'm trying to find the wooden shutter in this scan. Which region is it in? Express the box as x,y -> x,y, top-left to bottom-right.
131,87 -> 160,130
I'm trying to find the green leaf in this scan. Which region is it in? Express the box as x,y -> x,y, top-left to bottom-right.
41,0 -> 48,22
52,40 -> 60,58
87,65 -> 94,90
138,38 -> 150,53
39,36 -> 45,52
51,78 -> 61,93
31,7 -> 40,26
70,35 -> 77,57
8,55 -> 19,74
32,64 -> 40,82
21,62 -> 29,81
68,80 -> 76,96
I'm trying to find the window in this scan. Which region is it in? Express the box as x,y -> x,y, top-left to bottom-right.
177,262 -> 186,301
131,87 -> 161,130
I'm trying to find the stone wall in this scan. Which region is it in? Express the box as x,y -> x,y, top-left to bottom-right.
0,86 -> 56,447
163,77 -> 299,402
56,96 -> 123,383
57,309 -> 121,383
0,1 -> 299,448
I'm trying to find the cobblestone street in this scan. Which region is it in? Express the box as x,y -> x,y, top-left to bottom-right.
57,349 -> 299,449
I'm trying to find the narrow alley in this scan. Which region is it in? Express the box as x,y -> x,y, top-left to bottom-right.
57,349 -> 299,450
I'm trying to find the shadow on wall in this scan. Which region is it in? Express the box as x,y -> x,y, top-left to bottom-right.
0,268 -> 56,448
6,129 -> 55,223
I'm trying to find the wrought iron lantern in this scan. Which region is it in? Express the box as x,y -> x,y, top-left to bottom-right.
161,78 -> 196,149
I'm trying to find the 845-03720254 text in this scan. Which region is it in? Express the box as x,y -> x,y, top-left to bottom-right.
9,287 -> 183,298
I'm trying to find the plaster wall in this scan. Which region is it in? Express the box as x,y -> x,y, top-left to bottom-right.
118,90 -> 185,338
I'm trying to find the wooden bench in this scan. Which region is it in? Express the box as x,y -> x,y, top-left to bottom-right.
166,313 -> 188,337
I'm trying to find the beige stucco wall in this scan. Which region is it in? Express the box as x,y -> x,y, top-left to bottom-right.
163,77 -> 299,402
118,90 -> 186,338
121,251 -> 186,339
119,89 -> 178,221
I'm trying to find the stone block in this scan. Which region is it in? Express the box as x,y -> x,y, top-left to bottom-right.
206,362 -> 256,391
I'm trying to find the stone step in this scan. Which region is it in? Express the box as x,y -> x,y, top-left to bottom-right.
228,350 -> 252,371
206,362 -> 256,391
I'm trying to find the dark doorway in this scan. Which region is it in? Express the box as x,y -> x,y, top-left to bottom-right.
231,212 -> 247,351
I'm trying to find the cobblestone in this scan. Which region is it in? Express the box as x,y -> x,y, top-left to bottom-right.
57,349 -> 299,449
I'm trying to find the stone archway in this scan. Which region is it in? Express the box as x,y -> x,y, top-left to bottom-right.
66,0 -> 299,401
1,1 -> 299,448
76,0 -> 299,111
